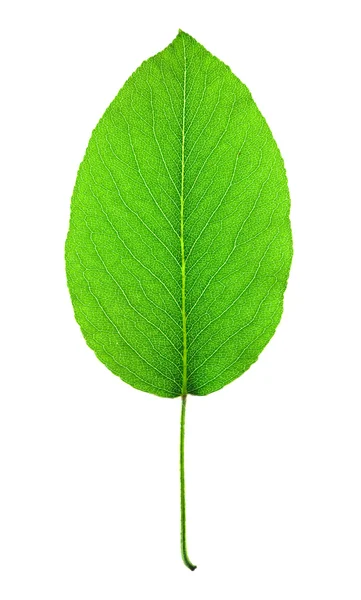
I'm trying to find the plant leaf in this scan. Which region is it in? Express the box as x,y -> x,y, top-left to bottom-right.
65,31 -> 292,398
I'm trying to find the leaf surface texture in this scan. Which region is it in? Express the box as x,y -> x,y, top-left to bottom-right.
65,31 -> 292,397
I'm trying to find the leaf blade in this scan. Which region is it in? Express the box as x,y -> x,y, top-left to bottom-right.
65,31 -> 292,397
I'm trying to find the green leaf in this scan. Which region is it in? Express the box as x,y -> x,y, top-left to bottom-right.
65,29 -> 293,571
65,30 -> 292,399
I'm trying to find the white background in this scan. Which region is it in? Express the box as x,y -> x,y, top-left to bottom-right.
1,0 -> 360,598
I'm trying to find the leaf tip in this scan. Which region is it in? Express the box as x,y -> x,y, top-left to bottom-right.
177,28 -> 190,38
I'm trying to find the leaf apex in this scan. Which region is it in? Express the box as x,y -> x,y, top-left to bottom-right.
177,28 -> 190,38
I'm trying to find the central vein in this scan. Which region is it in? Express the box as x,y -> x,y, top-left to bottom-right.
179,33 -> 196,572
180,38 -> 187,397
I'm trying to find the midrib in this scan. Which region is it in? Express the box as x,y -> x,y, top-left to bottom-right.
180,37 -> 187,397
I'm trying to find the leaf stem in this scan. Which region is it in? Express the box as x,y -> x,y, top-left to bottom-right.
179,34 -> 195,572
180,394 -> 196,571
